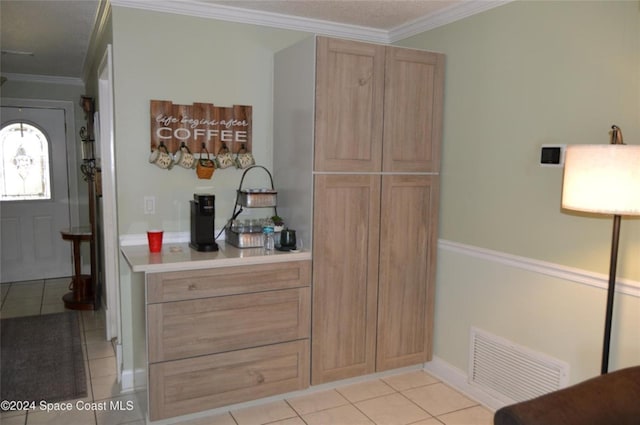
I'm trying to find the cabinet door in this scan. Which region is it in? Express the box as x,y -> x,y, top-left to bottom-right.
312,174 -> 380,384
314,37 -> 385,172
382,47 -> 445,172
377,175 -> 439,370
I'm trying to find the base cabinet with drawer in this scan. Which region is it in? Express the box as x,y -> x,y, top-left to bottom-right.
145,260 -> 311,421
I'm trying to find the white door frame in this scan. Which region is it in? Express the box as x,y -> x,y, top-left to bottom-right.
0,98 -> 80,228
97,45 -> 121,370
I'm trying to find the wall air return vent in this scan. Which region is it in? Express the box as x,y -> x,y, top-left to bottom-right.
468,327 -> 569,404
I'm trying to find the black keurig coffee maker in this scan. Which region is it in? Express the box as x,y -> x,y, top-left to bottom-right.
189,194 -> 219,252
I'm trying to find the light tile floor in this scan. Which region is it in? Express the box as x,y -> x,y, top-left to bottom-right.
1,279 -> 494,425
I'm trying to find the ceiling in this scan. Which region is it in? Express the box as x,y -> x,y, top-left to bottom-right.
0,0 -> 507,81
1,0 -> 101,80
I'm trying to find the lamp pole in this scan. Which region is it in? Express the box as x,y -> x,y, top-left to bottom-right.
601,214 -> 620,374
601,125 -> 624,375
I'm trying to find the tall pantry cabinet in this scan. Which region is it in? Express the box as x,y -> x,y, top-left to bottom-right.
273,36 -> 444,385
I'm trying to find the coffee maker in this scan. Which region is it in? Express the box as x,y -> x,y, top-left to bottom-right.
189,194 -> 219,252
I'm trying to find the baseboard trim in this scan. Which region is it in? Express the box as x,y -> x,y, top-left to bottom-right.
120,368 -> 146,393
424,356 -> 506,412
120,369 -> 134,393
438,239 -> 640,298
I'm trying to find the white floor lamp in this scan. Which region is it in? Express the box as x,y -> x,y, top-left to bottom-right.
561,126 -> 640,374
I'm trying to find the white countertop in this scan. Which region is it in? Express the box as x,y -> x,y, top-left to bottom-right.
121,241 -> 311,273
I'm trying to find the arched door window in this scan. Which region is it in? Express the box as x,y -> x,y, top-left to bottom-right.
0,122 -> 52,201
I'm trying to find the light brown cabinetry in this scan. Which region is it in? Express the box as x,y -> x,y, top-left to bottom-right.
314,37 -> 385,172
382,47 -> 444,172
146,260 -> 311,420
313,37 -> 443,384
377,175 -> 439,371
150,341 -> 308,421
314,36 -> 444,173
311,175 -> 380,382
273,36 -> 444,385
312,174 -> 440,383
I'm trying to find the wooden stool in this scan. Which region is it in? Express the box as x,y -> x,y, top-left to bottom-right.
60,227 -> 95,310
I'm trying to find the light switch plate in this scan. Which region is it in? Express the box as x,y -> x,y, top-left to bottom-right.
144,196 -> 155,214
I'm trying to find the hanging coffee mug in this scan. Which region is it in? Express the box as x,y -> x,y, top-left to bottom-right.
149,143 -> 173,169
235,143 -> 255,169
174,142 -> 196,169
215,142 -> 234,169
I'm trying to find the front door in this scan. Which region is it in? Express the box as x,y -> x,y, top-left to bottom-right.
0,106 -> 72,282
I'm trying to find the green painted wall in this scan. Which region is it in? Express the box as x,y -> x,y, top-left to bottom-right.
109,6 -> 308,381
395,0 -> 640,383
111,7 -> 308,236
396,0 -> 640,281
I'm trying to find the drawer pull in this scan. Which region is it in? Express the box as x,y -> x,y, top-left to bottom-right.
251,370 -> 265,384
188,284 -> 197,291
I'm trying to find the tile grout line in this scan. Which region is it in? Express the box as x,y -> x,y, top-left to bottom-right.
282,398 -> 307,425
0,283 -> 8,309
39,279 -> 46,314
276,378 -> 447,425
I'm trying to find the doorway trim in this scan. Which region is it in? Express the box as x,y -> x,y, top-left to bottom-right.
0,98 -> 80,228
97,44 -> 122,375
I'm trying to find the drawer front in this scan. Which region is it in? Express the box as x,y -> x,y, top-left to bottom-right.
148,287 -> 310,362
147,260 -> 311,303
149,340 -> 309,421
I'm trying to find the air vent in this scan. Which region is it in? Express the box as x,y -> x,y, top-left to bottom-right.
469,328 -> 569,404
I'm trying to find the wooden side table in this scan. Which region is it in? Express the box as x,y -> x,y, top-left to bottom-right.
60,227 -> 95,310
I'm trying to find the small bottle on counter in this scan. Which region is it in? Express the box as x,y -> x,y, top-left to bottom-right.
263,220 -> 275,251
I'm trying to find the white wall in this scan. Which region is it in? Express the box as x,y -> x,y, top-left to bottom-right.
435,242 -> 640,385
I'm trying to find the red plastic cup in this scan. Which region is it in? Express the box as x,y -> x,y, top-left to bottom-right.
147,230 -> 164,253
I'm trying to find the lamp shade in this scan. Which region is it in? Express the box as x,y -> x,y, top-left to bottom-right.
562,144 -> 640,216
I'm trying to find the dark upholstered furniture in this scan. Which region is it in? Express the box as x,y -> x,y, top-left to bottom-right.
493,366 -> 640,425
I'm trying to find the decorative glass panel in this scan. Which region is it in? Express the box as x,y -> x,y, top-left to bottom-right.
0,122 -> 52,201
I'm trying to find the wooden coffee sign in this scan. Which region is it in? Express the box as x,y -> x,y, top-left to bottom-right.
150,100 -> 252,155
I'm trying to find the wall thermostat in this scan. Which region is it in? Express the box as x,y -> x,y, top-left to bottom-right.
540,145 -> 566,167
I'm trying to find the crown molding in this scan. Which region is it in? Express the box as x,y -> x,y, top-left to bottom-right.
110,0 -> 388,43
388,0 -> 514,43
83,0 -> 113,82
1,72 -> 84,86
110,0 -> 512,44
